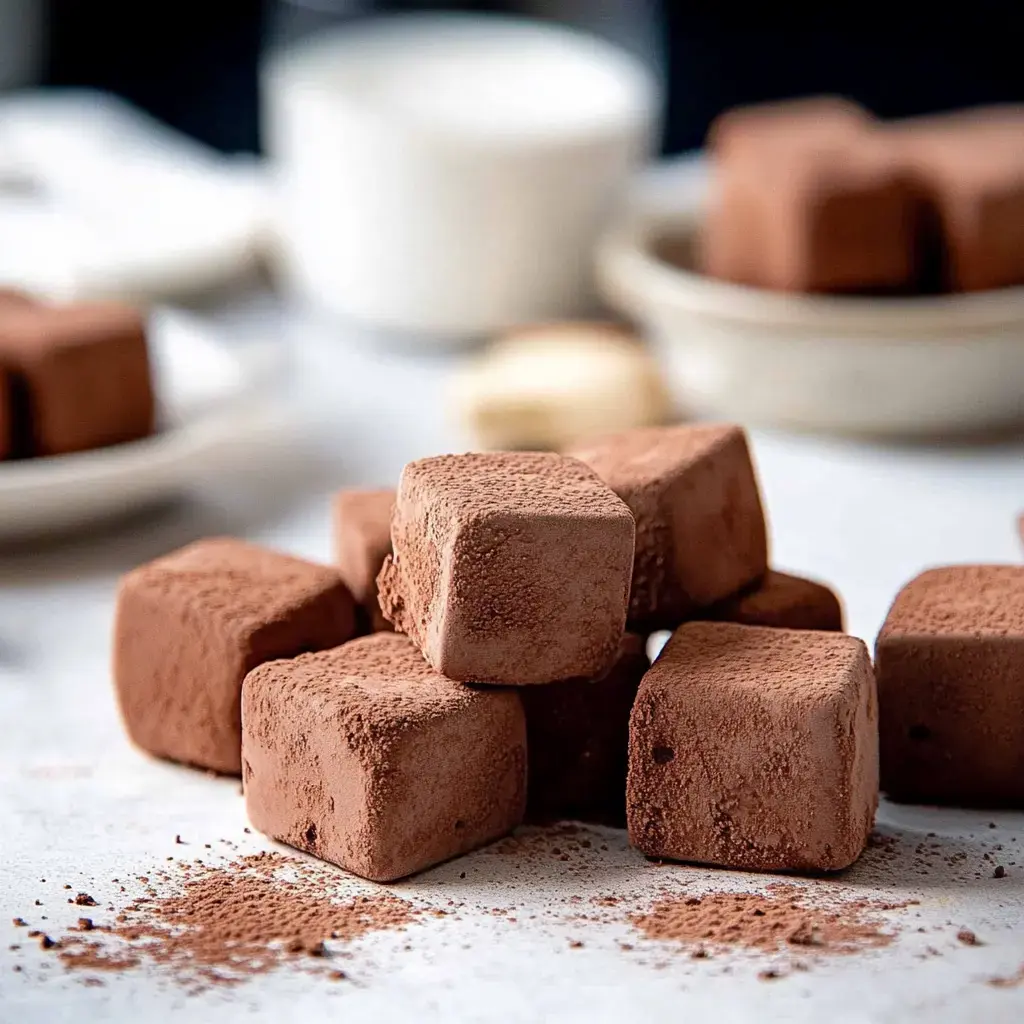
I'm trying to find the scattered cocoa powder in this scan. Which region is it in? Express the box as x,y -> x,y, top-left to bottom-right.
24,852 -> 422,990
630,885 -> 898,956
989,964 -> 1024,989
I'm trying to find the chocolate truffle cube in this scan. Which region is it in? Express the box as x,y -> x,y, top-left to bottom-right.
890,110 -> 1024,291
704,570 -> 844,632
570,424 -> 767,631
332,488 -> 395,634
377,452 -> 634,685
876,565 -> 1024,806
0,301 -> 155,457
708,96 -> 870,157
114,538 -> 357,774
628,623 -> 878,873
702,135 -> 921,294
242,633 -> 527,881
521,633 -> 648,827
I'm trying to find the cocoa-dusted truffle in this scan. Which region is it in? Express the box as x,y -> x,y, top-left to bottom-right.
876,565 -> 1024,806
377,451 -> 634,685
704,570 -> 843,632
0,301 -> 155,457
241,633 -> 527,882
332,488 -> 395,633
889,108 -> 1024,292
569,424 -> 767,631
627,622 -> 878,873
702,135 -> 921,294
708,96 -> 870,157
114,538 -> 357,774
521,633 -> 648,827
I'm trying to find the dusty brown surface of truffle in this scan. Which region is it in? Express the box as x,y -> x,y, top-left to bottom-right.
377,451 -> 634,684
627,622 -> 878,873
114,537 -> 357,774
887,107 -> 1024,292
0,301 -> 155,457
570,424 -> 767,631
521,633 -> 648,827
242,633 -> 527,881
702,136 -> 922,294
876,564 -> 1024,806
708,97 -> 871,157
332,487 -> 395,633
703,570 -> 844,632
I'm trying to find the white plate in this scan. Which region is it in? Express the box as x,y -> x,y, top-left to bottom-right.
600,158 -> 1024,436
0,308 -> 284,541
0,90 -> 269,302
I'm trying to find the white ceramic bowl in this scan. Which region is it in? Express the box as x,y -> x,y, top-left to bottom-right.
597,206 -> 1024,436
264,14 -> 657,340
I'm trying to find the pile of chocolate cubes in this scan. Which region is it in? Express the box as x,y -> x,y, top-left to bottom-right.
702,98 -> 1024,295
113,424 -> 1024,881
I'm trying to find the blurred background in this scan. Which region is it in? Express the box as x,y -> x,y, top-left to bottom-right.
1,0 -> 1024,546
26,2 -> 1024,156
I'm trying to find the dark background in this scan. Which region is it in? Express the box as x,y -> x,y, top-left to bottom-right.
43,1 -> 1024,156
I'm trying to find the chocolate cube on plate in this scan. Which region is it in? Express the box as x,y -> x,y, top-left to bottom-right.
627,622 -> 878,873
708,96 -> 870,157
332,487 -> 395,633
889,108 -> 1024,291
876,565 -> 1024,806
114,538 -> 357,774
0,301 -> 155,457
242,633 -> 527,881
570,424 -> 767,631
377,451 -> 634,685
702,135 -> 921,294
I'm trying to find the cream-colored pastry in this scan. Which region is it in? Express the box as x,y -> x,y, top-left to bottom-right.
450,322 -> 670,451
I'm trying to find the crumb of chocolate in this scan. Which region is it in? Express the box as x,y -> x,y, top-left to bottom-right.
74,894 -> 97,907
759,968 -> 783,981
63,885 -> 71,890
12,918 -> 26,927
569,940 -> 584,949
77,919 -> 94,932
34,900 -> 41,906
994,866 -> 1006,878
957,928 -> 981,946
244,828 -> 251,834
330,970 -> 348,981
175,835 -> 185,844
40,935 -> 58,950
460,872 -> 466,879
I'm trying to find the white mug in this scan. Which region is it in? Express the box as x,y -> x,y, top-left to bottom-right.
263,14 -> 658,340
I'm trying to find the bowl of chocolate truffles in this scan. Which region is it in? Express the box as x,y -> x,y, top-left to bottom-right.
598,98 -> 1024,437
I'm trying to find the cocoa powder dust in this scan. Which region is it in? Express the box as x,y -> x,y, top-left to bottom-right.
631,884 -> 899,956
29,853 -> 423,990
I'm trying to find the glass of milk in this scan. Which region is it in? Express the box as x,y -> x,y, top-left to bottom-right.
263,14 -> 659,341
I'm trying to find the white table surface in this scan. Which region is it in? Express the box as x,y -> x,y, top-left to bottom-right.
2,301 -> 1024,1023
